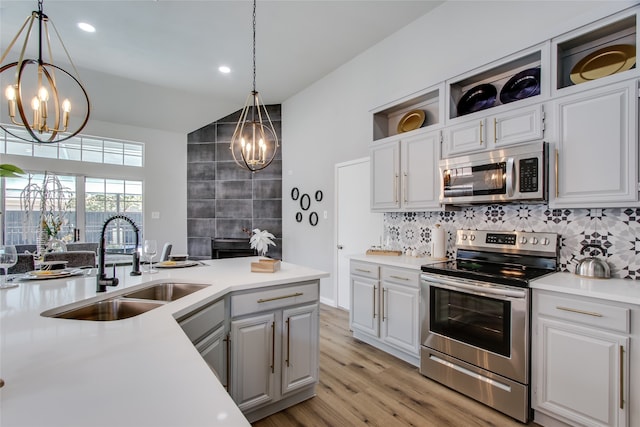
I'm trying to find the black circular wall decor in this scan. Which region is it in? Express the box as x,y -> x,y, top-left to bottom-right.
300,193 -> 311,211
296,212 -> 303,222
315,190 -> 323,202
309,212 -> 318,226
291,187 -> 299,201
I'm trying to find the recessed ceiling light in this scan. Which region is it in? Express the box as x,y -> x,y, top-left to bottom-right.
77,22 -> 96,33
218,66 -> 231,74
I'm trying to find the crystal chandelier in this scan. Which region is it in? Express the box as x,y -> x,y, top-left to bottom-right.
230,0 -> 279,173
0,0 -> 90,143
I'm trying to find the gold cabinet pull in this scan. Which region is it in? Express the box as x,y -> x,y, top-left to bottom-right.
270,321 -> 275,373
556,306 -> 603,317
373,285 -> 377,319
479,121 -> 483,145
555,148 -> 559,198
493,118 -> 497,144
224,333 -> 230,390
390,275 -> 409,281
355,268 -> 371,273
620,345 -> 625,409
258,292 -> 303,303
285,318 -> 291,367
403,172 -> 408,203
382,288 -> 387,321
394,174 -> 398,203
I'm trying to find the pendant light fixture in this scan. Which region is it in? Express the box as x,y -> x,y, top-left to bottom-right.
1,0 -> 90,143
230,0 -> 279,173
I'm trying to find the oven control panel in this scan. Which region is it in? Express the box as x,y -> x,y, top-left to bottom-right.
456,230 -> 558,255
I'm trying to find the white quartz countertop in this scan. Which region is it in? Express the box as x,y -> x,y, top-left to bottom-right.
349,253 -> 447,270
0,257 -> 329,427
531,272 -> 640,306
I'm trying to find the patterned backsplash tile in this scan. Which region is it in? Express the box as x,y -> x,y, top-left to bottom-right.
384,205 -> 640,280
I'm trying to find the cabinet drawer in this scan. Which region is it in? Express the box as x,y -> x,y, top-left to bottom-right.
350,261 -> 379,279
231,281 -> 319,317
536,292 -> 629,333
179,298 -> 226,344
381,266 -> 419,287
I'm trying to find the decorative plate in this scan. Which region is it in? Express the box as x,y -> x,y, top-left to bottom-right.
456,83 -> 497,117
397,110 -> 425,133
570,44 -> 636,84
155,260 -> 200,269
500,67 -> 541,104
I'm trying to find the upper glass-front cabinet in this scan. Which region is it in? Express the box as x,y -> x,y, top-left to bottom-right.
372,85 -> 442,142
553,8 -> 638,92
447,45 -> 547,121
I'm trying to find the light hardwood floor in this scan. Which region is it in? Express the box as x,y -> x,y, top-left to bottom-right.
253,304 -> 540,427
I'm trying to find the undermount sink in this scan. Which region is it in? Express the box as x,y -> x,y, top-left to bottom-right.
51,299 -> 164,321
122,283 -> 207,302
43,282 -> 208,321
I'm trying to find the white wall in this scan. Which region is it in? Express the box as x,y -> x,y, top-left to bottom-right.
282,0 -> 636,305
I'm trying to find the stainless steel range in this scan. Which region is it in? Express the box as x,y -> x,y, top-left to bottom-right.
419,229 -> 558,423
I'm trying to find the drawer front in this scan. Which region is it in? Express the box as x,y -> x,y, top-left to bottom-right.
381,266 -> 419,287
179,298 -> 226,343
536,292 -> 629,333
231,281 -> 319,317
350,261 -> 379,279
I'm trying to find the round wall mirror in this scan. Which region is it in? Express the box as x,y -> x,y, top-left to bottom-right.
300,193 -> 311,211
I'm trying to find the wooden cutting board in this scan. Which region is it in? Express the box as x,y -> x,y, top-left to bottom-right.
365,249 -> 403,256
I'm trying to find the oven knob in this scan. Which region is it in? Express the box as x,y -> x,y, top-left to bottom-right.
531,237 -> 539,245
461,234 -> 468,241
541,237 -> 550,245
469,235 -> 476,241
519,237 -> 528,244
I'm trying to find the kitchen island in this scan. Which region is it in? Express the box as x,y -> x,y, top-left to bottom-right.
0,257 -> 328,427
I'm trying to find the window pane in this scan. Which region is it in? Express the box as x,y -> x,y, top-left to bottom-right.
3,173 -> 76,246
33,142 -> 59,159
6,139 -> 33,156
124,143 -> 144,167
84,177 -> 143,251
59,137 -> 82,161
104,141 -> 124,165
82,138 -> 103,163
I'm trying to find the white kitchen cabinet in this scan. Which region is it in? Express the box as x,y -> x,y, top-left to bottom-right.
230,312 -> 276,411
178,297 -> 227,385
229,281 -> 320,421
350,260 -> 420,366
281,304 -> 319,395
550,79 -> 639,208
195,324 -> 227,385
443,103 -> 545,157
533,290 -> 631,427
380,269 -> 420,355
371,129 -> 441,212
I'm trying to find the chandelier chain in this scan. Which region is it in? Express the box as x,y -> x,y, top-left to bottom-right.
252,0 -> 256,93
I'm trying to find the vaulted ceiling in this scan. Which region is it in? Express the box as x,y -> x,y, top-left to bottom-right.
1,1 -> 444,132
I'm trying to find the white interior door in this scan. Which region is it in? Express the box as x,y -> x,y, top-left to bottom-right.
335,158 -> 382,310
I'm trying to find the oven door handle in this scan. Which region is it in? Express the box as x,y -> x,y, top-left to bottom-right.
423,275 -> 527,300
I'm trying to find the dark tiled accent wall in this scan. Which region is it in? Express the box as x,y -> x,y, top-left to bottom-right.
187,105 -> 282,260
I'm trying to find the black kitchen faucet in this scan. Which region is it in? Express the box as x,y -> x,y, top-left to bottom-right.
96,215 -> 142,292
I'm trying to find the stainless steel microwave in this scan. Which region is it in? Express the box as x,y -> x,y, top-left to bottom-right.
439,142 -> 548,205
